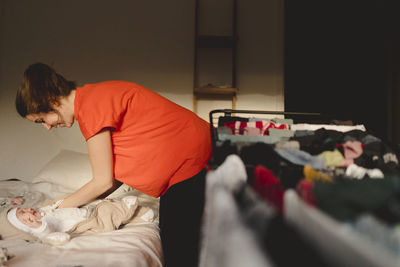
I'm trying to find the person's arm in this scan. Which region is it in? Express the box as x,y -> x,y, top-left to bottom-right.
58,128 -> 115,208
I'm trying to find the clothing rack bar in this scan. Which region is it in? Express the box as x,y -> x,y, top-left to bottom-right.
209,109 -> 323,118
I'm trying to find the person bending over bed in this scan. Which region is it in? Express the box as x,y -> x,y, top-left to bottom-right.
15,63 -> 212,266
0,196 -> 154,244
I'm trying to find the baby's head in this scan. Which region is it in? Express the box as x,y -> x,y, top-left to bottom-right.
7,207 -> 43,232
1,207 -> 67,244
0,207 -> 39,241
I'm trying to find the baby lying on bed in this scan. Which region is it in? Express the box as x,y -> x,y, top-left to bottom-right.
0,196 -> 154,245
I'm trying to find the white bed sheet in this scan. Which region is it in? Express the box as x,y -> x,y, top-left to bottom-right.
0,179 -> 162,267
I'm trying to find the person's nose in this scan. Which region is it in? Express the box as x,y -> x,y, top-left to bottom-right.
42,122 -> 52,131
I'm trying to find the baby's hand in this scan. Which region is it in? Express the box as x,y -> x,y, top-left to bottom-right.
10,197 -> 24,206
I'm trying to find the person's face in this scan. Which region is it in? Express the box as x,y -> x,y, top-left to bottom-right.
16,208 -> 42,228
26,108 -> 74,131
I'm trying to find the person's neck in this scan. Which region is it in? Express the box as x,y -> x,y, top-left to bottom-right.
65,90 -> 76,116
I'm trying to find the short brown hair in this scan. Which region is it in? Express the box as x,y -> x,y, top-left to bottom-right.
15,63 -> 77,117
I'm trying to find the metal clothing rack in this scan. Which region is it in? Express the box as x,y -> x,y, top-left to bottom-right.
208,109 -> 332,161
206,109 -> 400,267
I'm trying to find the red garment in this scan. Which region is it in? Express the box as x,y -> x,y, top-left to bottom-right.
74,81 -> 212,197
296,179 -> 316,207
224,121 -> 247,135
255,120 -> 288,135
253,165 -> 284,213
223,120 -> 288,136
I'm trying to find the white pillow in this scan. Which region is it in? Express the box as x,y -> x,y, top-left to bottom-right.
32,150 -> 92,191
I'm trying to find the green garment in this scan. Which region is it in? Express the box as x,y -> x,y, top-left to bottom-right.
313,175 -> 400,221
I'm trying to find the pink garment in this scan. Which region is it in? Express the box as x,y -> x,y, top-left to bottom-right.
342,141 -> 363,160
243,127 -> 261,136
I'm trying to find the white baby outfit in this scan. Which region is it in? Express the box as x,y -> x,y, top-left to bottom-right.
7,200 -> 89,239
7,196 -> 153,243
40,207 -> 89,232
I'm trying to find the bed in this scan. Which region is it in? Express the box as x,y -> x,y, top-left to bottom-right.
0,150 -> 162,267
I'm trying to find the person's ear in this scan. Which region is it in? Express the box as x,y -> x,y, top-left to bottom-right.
52,99 -> 61,107
50,99 -> 62,113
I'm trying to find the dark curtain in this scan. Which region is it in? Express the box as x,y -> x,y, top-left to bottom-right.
284,0 -> 395,139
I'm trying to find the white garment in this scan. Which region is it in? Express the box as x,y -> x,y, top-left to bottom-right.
29,220 -> 53,239
7,207 -> 57,239
8,196 -> 143,241
199,155 -> 273,267
37,196 -> 140,235
290,123 -> 366,132
40,207 -> 89,232
383,153 -> 399,165
16,207 -> 90,239
7,208 -> 33,234
345,164 -> 384,179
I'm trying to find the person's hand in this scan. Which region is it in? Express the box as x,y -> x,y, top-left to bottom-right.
11,197 -> 24,206
40,199 -> 64,213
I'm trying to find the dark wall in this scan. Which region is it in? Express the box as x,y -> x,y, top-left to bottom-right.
284,0 -> 394,139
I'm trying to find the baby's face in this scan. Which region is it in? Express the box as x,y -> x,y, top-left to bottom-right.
16,208 -> 42,228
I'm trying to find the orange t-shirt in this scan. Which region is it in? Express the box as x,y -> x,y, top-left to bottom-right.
74,81 -> 212,197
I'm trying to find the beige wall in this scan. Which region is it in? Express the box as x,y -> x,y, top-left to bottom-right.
0,0 -> 284,181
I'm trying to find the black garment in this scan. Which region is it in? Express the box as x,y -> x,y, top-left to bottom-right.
343,129 -> 369,142
291,128 -> 344,155
159,168 -> 206,267
355,141 -> 400,173
278,163 -> 304,189
239,142 -> 304,189
217,115 -> 249,127
240,142 -> 283,175
213,140 -> 238,166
